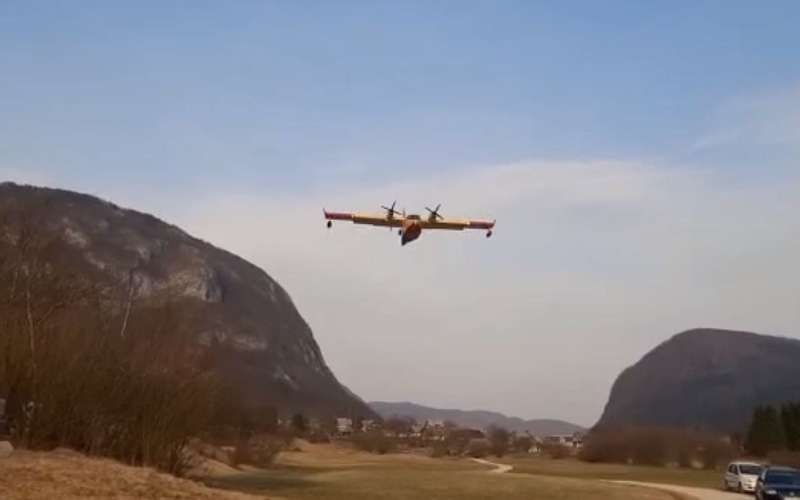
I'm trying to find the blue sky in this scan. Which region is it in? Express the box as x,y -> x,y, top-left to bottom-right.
3,1 -> 798,191
2,2 -> 799,424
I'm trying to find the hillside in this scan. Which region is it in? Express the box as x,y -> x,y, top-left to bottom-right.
595,328 -> 800,433
370,401 -> 584,435
0,182 -> 374,419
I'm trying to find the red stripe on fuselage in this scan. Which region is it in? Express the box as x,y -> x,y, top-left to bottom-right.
324,211 -> 353,221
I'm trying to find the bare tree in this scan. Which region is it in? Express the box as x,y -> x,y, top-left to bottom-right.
487,425 -> 510,457
0,212 -> 216,474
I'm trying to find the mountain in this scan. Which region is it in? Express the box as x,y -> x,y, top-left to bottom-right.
0,182 -> 375,419
596,328 -> 800,433
370,401 -> 585,436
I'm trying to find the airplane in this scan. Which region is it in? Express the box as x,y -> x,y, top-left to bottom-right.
324,201 -> 495,246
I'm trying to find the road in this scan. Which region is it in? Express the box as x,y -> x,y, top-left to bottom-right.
613,481 -> 751,500
470,458 -> 514,474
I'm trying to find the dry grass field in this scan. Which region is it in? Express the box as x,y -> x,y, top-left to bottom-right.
202,442 -> 688,500
0,443 -> 700,500
0,449 -> 272,500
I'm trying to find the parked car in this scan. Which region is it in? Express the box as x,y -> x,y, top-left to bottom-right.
724,461 -> 763,492
755,466 -> 800,500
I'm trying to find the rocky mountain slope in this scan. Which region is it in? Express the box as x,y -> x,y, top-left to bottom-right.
0,182 -> 374,419
370,401 -> 585,435
595,328 -> 800,433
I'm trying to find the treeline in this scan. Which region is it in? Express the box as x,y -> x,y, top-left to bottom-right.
0,215 -> 217,474
349,419 -> 520,458
580,427 -> 734,469
745,402 -> 800,459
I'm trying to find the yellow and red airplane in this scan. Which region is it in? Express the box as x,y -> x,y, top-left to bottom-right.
324,202 -> 495,246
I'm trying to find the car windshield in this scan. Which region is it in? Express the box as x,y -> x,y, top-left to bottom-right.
766,471 -> 800,485
739,465 -> 762,475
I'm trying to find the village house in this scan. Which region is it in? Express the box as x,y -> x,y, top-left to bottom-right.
360,419 -> 379,432
544,432 -> 584,448
336,417 -> 353,436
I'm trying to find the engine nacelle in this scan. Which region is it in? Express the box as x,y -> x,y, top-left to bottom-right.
327,220 -> 332,228
486,230 -> 493,238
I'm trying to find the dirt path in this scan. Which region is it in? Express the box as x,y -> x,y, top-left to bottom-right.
613,481 -> 751,500
470,460 -> 747,500
470,458 -> 513,474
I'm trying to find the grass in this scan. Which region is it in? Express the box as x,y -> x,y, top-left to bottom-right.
499,455 -> 722,490
0,449 -> 271,500
202,442 -> 689,500
0,442 -> 706,499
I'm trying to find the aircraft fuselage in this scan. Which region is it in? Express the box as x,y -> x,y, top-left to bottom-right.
400,219 -> 422,246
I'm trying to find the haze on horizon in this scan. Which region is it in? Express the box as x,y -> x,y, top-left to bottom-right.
2,1 -> 799,427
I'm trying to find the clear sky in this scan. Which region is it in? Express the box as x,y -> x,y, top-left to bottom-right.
2,1 -> 799,426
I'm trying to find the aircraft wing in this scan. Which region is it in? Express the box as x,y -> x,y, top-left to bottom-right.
419,218 -> 495,231
324,210 -> 404,227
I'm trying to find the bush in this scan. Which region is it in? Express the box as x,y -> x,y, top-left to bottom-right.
540,442 -> 571,459
0,218 -> 215,475
307,430 -> 331,444
291,413 -> 307,436
353,431 -> 396,454
514,436 -> 533,453
487,425 -> 510,457
246,434 -> 284,467
466,438 -> 491,458
768,451 -> 800,469
580,427 -> 734,469
384,416 -> 415,435
444,428 -> 484,456
430,442 -> 447,458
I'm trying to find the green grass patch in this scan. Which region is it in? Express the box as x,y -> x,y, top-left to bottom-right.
502,456 -> 721,490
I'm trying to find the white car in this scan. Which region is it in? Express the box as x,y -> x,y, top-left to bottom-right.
724,461 -> 763,493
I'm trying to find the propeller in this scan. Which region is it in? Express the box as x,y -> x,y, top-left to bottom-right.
425,203 -> 443,221
381,200 -> 401,218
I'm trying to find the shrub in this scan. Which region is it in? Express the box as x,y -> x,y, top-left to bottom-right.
0,217 -> 215,475
384,416 -> 415,435
246,434 -> 285,467
541,442 -> 571,460
580,427 -> 734,469
746,406 -> 785,457
487,425 -> 510,457
291,413 -> 307,436
444,428 -> 484,456
307,430 -> 330,444
514,436 -> 533,453
768,451 -> 800,469
466,438 -> 491,458
353,431 -> 396,454
430,442 -> 447,458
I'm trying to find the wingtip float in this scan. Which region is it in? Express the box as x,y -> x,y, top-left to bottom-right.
324,202 -> 495,246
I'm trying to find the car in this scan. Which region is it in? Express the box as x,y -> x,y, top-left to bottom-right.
724,461 -> 763,492
755,466 -> 800,500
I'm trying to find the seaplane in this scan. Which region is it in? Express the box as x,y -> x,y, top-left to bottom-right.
324,202 -> 495,246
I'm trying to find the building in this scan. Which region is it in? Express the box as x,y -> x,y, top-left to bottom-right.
544,432 -> 584,449
336,417 -> 353,436
360,419 -> 379,432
